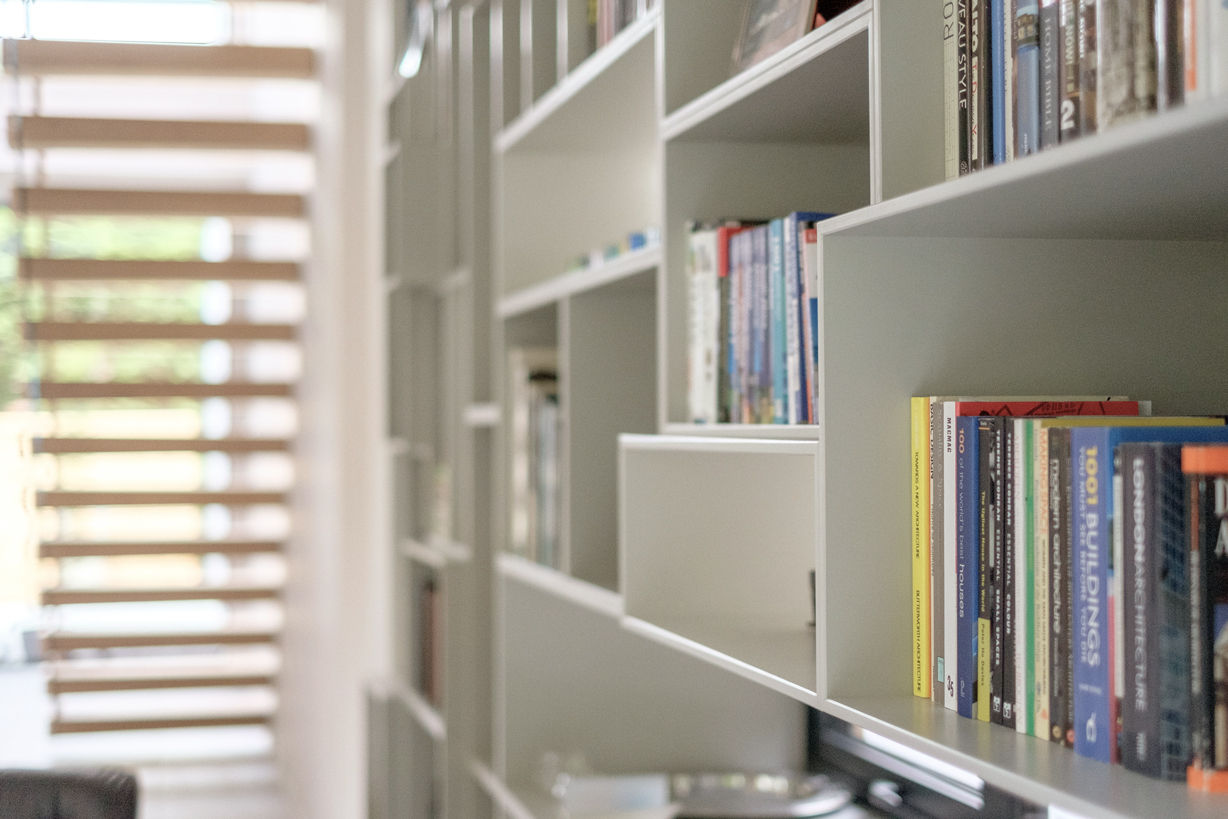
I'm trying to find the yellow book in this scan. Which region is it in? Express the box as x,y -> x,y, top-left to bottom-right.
910,396 -> 931,698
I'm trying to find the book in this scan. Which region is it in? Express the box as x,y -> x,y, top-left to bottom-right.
1001,418 -> 1017,729
978,415 -> 1001,723
686,223 -> 721,424
1031,419 -> 1052,739
1039,0 -> 1062,147
1154,0 -> 1185,110
507,347 -> 560,565
1118,442 -> 1192,780
957,415 -> 982,718
752,225 -> 771,423
1059,0 -> 1083,140
1070,420 -> 1228,763
800,227 -> 820,423
912,396 -> 932,698
1049,425 -> 1076,746
1077,0 -> 1098,135
731,0 -> 820,75
1015,0 -> 1042,156
930,399 -> 948,705
991,0 -> 1010,164
970,0 -> 990,169
716,223 -> 752,423
784,212 -> 833,424
945,0 -> 961,178
768,218 -> 787,423
1183,444 -> 1228,792
958,0 -> 973,174
1096,0 -> 1157,131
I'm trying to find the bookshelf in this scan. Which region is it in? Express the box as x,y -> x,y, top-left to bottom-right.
376,0 -> 1228,817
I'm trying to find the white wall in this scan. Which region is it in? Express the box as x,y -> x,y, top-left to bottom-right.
279,0 -> 388,816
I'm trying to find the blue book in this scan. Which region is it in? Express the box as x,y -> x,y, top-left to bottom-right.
990,0 -> 1007,164
1015,0 -> 1040,155
957,415 -> 981,718
1070,421 -> 1228,762
768,219 -> 786,424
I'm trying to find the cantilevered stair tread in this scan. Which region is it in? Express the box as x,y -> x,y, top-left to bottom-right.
34,381 -> 295,400
19,258 -> 300,282
51,712 -> 274,734
37,490 -> 288,507
46,657 -> 277,694
14,186 -> 304,218
43,629 -> 279,652
3,40 -> 315,79
9,115 -> 311,152
35,438 -> 291,454
40,540 -> 283,558
25,320 -> 297,342
42,586 -> 282,605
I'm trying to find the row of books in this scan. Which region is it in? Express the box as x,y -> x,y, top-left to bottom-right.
910,396 -> 1228,788
684,212 -> 833,426
943,0 -> 1228,178
594,0 -> 655,50
508,347 -> 560,569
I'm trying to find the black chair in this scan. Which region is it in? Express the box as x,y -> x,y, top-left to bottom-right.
0,768 -> 138,819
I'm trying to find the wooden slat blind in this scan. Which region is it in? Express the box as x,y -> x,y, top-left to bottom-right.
7,1 -> 316,741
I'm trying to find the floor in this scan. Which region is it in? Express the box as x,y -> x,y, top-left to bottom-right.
0,664 -> 287,819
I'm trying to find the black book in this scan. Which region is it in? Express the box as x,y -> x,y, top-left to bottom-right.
1119,442 -> 1191,780
957,0 -> 972,175
1184,446 -> 1228,784
1001,419 -> 1017,730
968,0 -> 990,170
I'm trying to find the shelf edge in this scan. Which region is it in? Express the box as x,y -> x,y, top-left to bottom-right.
620,615 -> 820,709
497,553 -> 623,619
498,245 -> 660,318
469,759 -> 538,819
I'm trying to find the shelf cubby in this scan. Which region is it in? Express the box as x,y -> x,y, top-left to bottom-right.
494,9 -> 658,296
620,435 -> 820,702
496,575 -> 809,794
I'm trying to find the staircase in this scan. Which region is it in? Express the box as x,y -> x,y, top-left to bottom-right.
4,5 -> 317,746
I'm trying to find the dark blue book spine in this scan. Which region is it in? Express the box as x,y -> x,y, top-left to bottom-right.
990,0 -> 1007,164
1072,427 -> 1111,762
957,415 -> 981,718
783,213 -> 832,424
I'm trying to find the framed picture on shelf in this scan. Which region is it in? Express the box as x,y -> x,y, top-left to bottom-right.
730,0 -> 819,76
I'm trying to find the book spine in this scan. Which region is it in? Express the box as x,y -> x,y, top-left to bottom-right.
1213,0 -> 1228,96
1121,442 -> 1160,777
753,226 -> 771,424
1039,0 -> 1061,147
715,227 -> 735,424
979,416 -> 1000,723
945,0 -> 961,178
1078,0 -> 1099,135
945,402 -> 961,711
783,218 -> 802,425
1050,426 -> 1075,746
768,219 -> 787,424
1184,450 -> 1228,784
730,231 -> 746,423
1096,0 -> 1157,131
1016,0 -> 1042,156
991,0 -> 1009,164
1121,442 -> 1193,780
971,0 -> 990,169
685,226 -> 719,424
958,0 -> 973,174
957,415 -> 980,718
930,399 -> 947,704
1059,0 -> 1083,139
1002,419 -> 1017,730
1015,418 -> 1032,734
1033,422 -> 1052,739
912,397 -> 932,698
800,228 -> 820,423
1072,428 -> 1111,762
1184,0 -> 1204,101
1003,0 -> 1016,161
1155,0 -> 1185,110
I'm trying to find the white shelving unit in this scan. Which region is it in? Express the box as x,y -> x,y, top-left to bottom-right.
375,1 -> 1228,817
